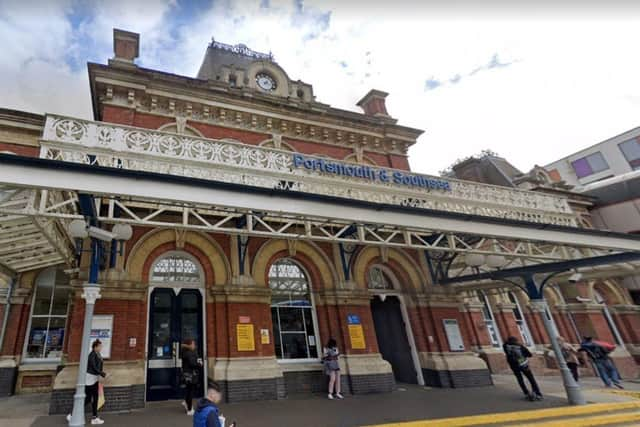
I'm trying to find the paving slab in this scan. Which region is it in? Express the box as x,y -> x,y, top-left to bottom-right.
1,374 -> 637,427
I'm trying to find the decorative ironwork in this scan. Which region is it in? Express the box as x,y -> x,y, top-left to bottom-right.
151,255 -> 201,283
368,266 -> 393,290
210,39 -> 274,61
269,259 -> 310,306
40,115 -> 577,227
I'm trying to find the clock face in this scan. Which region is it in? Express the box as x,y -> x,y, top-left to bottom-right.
256,73 -> 276,91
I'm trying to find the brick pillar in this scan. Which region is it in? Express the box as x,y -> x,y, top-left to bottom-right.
418,298 -> 492,387
208,286 -> 284,402
609,305 -> 640,364
0,288 -> 30,397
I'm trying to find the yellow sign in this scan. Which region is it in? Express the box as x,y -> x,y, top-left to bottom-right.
237,324 -> 255,351
348,324 -> 366,349
260,328 -> 270,345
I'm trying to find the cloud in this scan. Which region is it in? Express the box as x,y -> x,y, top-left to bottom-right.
1,0 -> 640,178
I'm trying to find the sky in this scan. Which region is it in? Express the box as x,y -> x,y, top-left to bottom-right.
1,0 -> 640,175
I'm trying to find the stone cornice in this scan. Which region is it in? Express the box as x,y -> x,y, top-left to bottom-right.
208,284 -> 272,304
89,63 -> 419,156
609,304 -> 640,314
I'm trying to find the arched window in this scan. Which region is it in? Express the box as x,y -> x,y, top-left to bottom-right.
24,266 -> 71,360
507,292 -> 533,346
269,259 -> 319,360
477,290 -> 502,347
368,266 -> 394,290
594,290 -> 624,346
150,253 -> 202,283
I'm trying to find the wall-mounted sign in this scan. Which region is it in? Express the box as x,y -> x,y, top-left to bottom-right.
348,325 -> 366,350
89,315 -> 113,359
237,324 -> 255,351
128,337 -> 137,348
347,314 -> 361,325
293,154 -> 451,191
238,316 -> 251,324
260,329 -> 270,345
443,319 -> 465,352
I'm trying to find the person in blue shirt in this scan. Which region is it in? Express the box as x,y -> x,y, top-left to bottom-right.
579,336 -> 623,389
193,383 -> 226,427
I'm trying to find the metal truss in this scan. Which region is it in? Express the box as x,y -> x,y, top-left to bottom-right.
0,186 -> 629,269
0,188 -> 76,272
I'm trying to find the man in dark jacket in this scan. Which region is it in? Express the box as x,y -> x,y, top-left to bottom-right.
503,336 -> 542,401
193,383 -> 223,427
579,336 -> 623,389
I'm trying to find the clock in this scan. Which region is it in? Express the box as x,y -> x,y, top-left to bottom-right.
256,73 -> 277,91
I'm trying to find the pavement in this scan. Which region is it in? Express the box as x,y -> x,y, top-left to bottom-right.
1,375 -> 639,427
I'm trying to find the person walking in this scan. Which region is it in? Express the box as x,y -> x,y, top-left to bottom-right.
193,382 -> 225,427
556,335 -> 581,382
579,336 -> 623,389
182,338 -> 203,416
323,338 -> 343,400
67,339 -> 107,424
503,336 -> 542,401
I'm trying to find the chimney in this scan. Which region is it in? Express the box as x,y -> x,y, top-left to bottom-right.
356,89 -> 390,117
112,29 -> 139,64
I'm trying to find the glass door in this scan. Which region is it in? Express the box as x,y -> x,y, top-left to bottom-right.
146,288 -> 203,401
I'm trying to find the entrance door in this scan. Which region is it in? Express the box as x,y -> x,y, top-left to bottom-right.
147,288 -> 204,401
370,296 -> 417,384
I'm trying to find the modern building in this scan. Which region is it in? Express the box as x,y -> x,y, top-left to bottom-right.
545,128 -> 640,303
0,30 -> 639,416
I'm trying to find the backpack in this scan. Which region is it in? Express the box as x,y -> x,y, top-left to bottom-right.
594,340 -> 615,353
505,344 -> 529,368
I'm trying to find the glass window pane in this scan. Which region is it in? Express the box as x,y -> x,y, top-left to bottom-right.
278,307 -> 305,332
368,267 -> 393,290
51,286 -> 71,316
571,157 -> 592,178
151,293 -> 172,358
33,279 -> 54,316
26,317 -> 49,358
587,152 -> 608,173
151,256 -> 201,282
303,308 -> 318,358
45,317 -> 66,358
281,333 -> 309,359
619,139 -> 640,161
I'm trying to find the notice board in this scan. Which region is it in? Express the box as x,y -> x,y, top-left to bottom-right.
236,324 -> 255,351
89,315 -> 113,359
443,319 -> 465,352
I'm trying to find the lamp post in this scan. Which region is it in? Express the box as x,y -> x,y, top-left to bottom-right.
67,220 -> 132,427
465,253 -> 586,405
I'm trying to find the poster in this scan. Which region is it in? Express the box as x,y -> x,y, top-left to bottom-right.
348,324 -> 366,349
260,329 -> 270,345
89,315 -> 113,359
237,324 -> 255,351
443,319 -> 465,352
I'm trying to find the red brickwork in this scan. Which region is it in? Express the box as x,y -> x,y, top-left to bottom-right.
495,311 -> 521,342
1,303 -> 30,356
66,298 -> 146,362
21,375 -> 52,388
0,142 -> 39,157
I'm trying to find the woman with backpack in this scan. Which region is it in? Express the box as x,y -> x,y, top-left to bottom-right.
182,339 -> 203,415
503,336 -> 542,401
323,338 -> 344,400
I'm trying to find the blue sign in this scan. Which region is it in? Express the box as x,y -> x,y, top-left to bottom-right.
347,314 -> 361,325
292,154 -> 451,191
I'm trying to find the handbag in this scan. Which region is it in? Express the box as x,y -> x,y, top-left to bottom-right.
182,370 -> 197,385
97,383 -> 105,410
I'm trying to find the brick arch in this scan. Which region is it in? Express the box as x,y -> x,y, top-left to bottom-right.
352,246 -> 423,292
252,240 -> 337,288
141,242 -> 213,284
126,229 -> 230,285
591,280 -> 628,305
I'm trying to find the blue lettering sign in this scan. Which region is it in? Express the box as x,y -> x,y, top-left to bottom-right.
347,314 -> 361,325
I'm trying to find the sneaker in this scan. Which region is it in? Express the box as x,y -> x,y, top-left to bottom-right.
327,393 -> 334,400
535,394 -> 544,401
66,414 -> 71,422
91,418 -> 105,425
526,393 -> 535,401
187,409 -> 195,416
614,382 -> 625,389
335,393 -> 344,399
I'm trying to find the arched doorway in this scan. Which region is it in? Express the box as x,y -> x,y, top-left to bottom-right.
146,252 -> 205,401
368,265 -> 420,385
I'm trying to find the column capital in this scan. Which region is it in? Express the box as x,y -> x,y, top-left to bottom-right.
81,284 -> 101,304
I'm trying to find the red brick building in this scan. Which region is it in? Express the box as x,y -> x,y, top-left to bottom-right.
0,30 -> 639,414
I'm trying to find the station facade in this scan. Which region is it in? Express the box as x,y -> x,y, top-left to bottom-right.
0,30 -> 639,414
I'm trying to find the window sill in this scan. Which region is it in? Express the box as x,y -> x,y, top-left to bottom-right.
19,361 -> 61,371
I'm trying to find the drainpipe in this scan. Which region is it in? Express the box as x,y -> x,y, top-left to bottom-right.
0,276 -> 15,354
